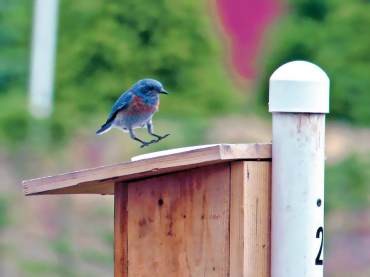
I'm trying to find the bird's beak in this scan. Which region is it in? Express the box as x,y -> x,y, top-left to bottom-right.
159,88 -> 169,94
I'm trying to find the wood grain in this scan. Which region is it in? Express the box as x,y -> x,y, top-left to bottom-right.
23,143 -> 271,196
114,183 -> 128,277
126,164 -> 230,277
230,162 -> 245,277
230,161 -> 271,277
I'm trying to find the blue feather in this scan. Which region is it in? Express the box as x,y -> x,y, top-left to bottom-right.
96,91 -> 132,135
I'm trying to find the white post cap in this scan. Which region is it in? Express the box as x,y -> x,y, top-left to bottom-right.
269,61 -> 330,113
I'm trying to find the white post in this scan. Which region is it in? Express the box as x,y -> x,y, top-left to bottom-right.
29,0 -> 59,118
269,61 -> 329,277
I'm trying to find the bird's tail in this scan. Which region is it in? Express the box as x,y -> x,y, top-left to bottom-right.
96,122 -> 112,135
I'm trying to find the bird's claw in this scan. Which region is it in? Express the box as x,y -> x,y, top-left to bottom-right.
140,141 -> 152,148
139,134 -> 170,148
154,133 -> 170,142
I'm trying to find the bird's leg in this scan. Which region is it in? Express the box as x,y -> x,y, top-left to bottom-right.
147,121 -> 170,142
129,128 -> 153,148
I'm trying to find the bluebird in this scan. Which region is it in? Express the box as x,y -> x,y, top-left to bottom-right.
96,79 -> 170,148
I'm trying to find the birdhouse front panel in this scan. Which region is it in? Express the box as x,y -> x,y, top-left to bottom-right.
127,164 -> 230,276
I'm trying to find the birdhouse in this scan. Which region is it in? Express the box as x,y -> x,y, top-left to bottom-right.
23,144 -> 272,277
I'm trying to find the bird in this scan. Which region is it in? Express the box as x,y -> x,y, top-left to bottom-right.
96,79 -> 170,148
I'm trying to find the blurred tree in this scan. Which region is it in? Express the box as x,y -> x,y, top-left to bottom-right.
0,0 -> 30,93
257,0 -> 370,125
0,0 -> 31,145
53,0 -> 240,142
291,0 -> 328,21
0,0 -> 241,146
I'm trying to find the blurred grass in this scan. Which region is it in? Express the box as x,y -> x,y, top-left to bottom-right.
19,260 -> 63,277
0,197 -> 9,230
80,248 -> 113,266
326,154 -> 370,212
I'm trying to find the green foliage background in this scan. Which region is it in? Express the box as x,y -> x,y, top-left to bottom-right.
0,0 -> 241,146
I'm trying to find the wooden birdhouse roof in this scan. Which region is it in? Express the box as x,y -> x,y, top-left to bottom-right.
22,143 -> 271,196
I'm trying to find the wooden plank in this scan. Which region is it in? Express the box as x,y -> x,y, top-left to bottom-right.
126,164 -> 230,276
230,161 -> 271,277
243,161 -> 271,277
23,143 -> 271,195
230,162 -> 245,277
33,180 -> 115,195
114,183 -> 128,277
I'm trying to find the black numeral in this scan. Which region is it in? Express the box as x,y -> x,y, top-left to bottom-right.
315,226 -> 324,265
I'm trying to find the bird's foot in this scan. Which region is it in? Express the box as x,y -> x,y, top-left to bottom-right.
153,133 -> 170,142
140,141 -> 154,148
139,134 -> 170,148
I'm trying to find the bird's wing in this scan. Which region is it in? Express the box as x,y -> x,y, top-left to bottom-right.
104,91 -> 133,124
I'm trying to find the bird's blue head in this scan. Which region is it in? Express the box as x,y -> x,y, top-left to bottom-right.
132,79 -> 168,97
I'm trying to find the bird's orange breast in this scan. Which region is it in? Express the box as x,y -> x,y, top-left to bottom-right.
127,95 -> 158,115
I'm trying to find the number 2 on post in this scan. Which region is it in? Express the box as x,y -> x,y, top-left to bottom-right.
315,226 -> 324,265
